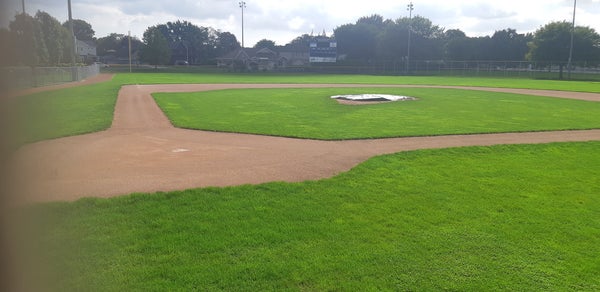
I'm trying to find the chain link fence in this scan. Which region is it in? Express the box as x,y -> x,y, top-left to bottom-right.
0,64 -> 100,92
308,60 -> 600,80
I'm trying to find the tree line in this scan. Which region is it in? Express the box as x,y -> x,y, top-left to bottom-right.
331,14 -> 599,66
2,11 -> 599,68
115,13 -> 600,68
0,11 -> 94,67
0,11 -> 242,67
140,21 -> 241,66
332,14 -> 532,62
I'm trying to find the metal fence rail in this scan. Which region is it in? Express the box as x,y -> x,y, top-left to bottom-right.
0,64 -> 100,91
308,60 -> 600,80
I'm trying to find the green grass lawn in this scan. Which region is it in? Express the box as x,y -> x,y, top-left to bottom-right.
113,72 -> 600,93
17,141 -> 600,291
11,72 -> 599,144
9,80 -> 120,145
154,87 -> 600,139
9,73 -> 600,290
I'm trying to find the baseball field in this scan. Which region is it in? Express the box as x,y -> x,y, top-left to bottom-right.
5,72 -> 600,290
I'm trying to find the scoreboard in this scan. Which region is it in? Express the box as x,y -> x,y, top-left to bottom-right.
309,38 -> 337,63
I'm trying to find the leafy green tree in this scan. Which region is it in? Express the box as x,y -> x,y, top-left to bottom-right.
10,13 -> 47,66
59,27 -> 75,64
376,21 -> 408,61
36,11 -> 69,65
334,22 -> 378,61
405,16 -> 445,60
214,31 -> 240,55
0,28 -> 16,66
490,29 -> 531,61
528,21 -> 600,63
443,29 -> 467,59
96,33 -> 124,56
253,39 -> 276,50
141,26 -> 171,67
397,15 -> 444,39
444,29 -> 466,40
356,14 -> 386,28
97,33 -> 143,60
156,20 -> 211,64
285,34 -> 313,51
63,19 -> 95,41
527,21 -> 600,78
335,14 -> 445,62
444,29 -> 531,61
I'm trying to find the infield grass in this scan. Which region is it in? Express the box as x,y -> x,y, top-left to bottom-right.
154,87 -> 600,139
18,141 -> 600,291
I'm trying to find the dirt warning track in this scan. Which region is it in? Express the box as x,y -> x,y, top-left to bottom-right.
6,81 -> 600,204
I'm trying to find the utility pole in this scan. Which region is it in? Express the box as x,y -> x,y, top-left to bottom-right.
128,31 -> 132,73
406,2 -> 414,75
239,1 -> 246,48
68,0 -> 78,81
183,42 -> 189,63
567,0 -> 577,79
21,0 -> 25,14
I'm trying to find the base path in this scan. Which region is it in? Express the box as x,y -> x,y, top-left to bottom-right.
6,83 -> 600,204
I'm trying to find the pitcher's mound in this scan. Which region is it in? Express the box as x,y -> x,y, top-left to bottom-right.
332,94 -> 417,105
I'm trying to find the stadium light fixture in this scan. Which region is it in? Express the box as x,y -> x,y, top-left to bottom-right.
68,0 -> 78,81
239,1 -> 246,48
406,2 -> 414,74
568,0 -> 576,79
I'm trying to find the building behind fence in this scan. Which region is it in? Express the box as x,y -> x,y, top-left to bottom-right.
0,64 -> 100,91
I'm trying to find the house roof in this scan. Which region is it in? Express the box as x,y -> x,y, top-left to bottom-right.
217,47 -> 308,61
217,48 -> 248,60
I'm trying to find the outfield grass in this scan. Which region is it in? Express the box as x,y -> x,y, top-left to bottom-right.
10,80 -> 120,145
114,72 -> 600,93
18,141 -> 600,291
154,87 -> 600,139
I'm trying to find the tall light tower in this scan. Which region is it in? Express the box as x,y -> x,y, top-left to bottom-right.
239,1 -> 246,48
567,0 -> 577,79
406,2 -> 414,75
68,0 -> 77,81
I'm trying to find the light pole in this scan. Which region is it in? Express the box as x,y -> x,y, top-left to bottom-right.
406,2 -> 414,75
567,0 -> 577,79
68,0 -> 77,81
22,0 -> 25,14
239,1 -> 246,48
128,31 -> 132,73
181,41 -> 189,63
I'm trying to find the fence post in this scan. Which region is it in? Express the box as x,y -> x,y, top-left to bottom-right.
31,67 -> 37,87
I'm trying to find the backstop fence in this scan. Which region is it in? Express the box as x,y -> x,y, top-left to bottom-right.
0,64 -> 100,91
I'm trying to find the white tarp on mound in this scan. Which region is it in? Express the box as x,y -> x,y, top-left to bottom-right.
331,94 -> 416,101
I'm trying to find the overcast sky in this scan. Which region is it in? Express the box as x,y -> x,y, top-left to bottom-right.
2,0 -> 599,46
